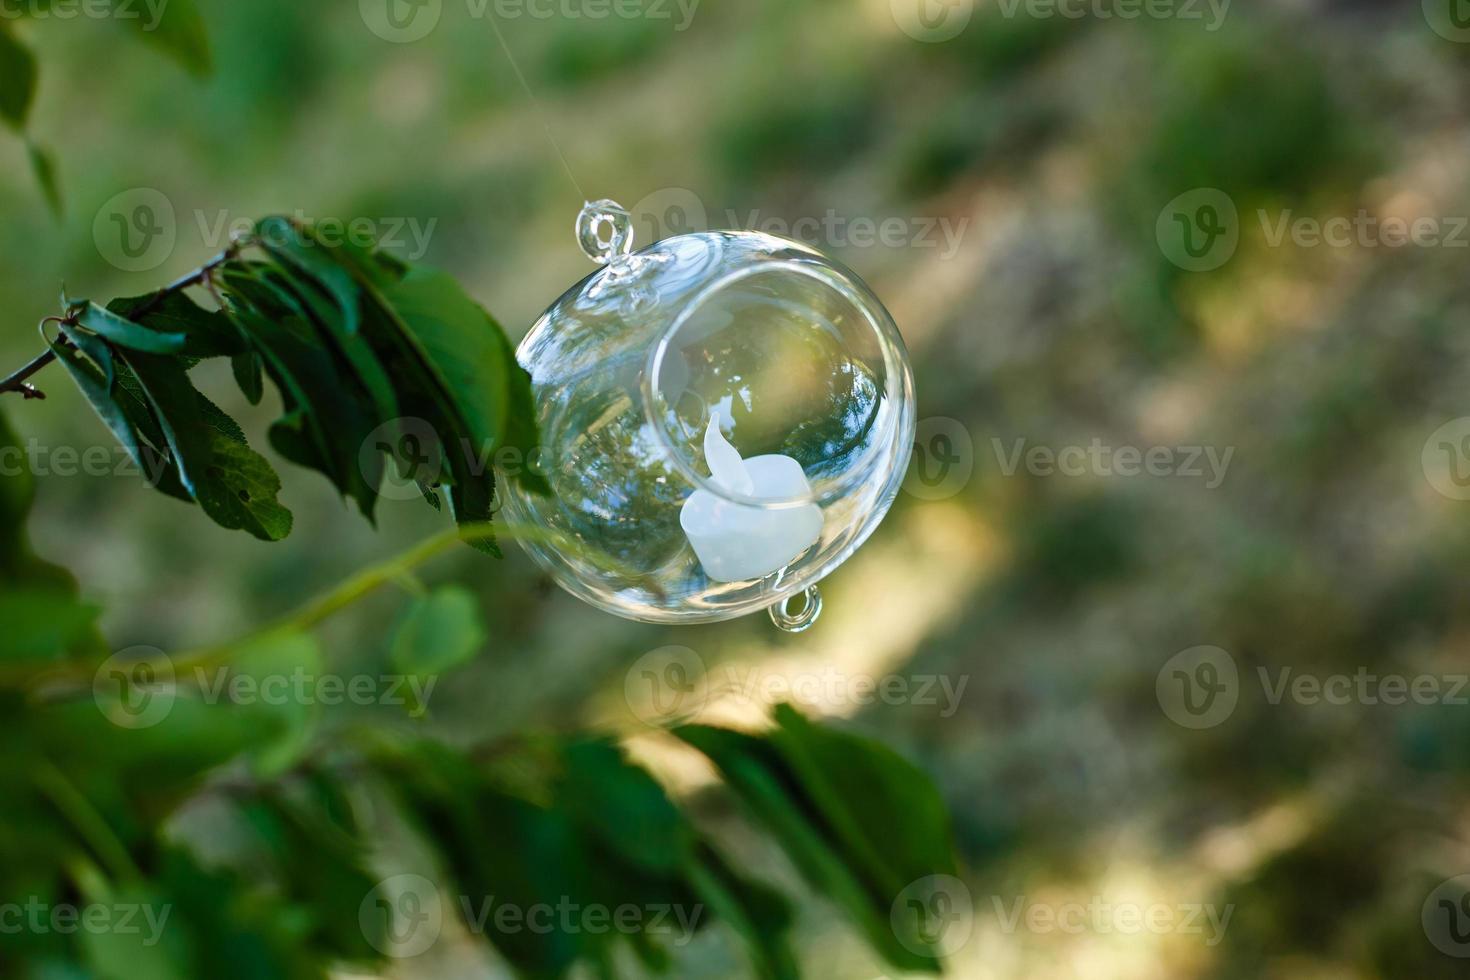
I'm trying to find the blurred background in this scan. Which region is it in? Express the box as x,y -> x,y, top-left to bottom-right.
4,0 -> 1470,976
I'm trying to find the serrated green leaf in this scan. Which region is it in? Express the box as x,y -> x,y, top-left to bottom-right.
381,265 -> 512,458
256,258 -> 398,445
75,301 -> 187,354
218,264 -> 387,520
47,335 -> 143,472
0,26 -> 36,130
230,349 -> 263,404
256,216 -> 364,335
107,290 -> 246,359
193,430 -> 293,542
388,585 -> 486,682
115,351 -> 292,540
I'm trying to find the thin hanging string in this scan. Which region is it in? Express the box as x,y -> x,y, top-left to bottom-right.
485,11 -> 586,201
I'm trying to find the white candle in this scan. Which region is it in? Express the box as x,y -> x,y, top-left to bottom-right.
679,412 -> 825,583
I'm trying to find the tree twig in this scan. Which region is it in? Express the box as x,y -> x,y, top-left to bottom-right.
0,242 -> 250,400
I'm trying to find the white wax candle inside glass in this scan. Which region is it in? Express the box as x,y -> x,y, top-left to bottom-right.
679,412 -> 824,583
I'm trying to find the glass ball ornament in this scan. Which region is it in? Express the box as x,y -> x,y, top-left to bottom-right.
500,201 -> 916,631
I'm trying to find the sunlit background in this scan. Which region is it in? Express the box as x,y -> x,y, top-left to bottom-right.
4,0 -> 1470,976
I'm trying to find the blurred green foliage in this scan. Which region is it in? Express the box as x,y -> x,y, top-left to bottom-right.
2,0 -> 1470,977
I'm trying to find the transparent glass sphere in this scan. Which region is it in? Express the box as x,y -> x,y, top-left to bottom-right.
501,201 -> 915,629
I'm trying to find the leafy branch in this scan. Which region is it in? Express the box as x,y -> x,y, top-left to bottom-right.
5,216 -> 547,550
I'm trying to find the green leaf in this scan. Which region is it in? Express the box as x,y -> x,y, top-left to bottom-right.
113,0 -> 211,78
230,349 -> 264,404
381,265 -> 512,459
217,264 -> 389,520
256,216 -> 364,335
687,844 -> 799,980
116,350 -> 292,540
558,739 -> 695,874
0,26 -> 36,130
386,742 -> 591,975
78,882 -> 188,980
193,430 -> 293,542
26,140 -> 61,216
388,585 -> 486,681
107,290 -> 247,359
0,589 -> 101,663
228,632 -> 322,777
46,335 -> 143,472
676,706 -> 959,973
0,405 -> 95,615
74,301 -> 187,354
236,790 -> 382,962
493,319 -> 551,496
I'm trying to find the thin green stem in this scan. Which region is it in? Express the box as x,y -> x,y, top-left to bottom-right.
33,759 -> 144,884
15,520 -> 651,691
